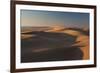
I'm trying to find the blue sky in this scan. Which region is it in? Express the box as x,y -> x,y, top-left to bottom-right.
21,9 -> 89,28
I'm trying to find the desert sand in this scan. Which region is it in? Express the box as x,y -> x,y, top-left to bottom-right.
46,27 -> 89,59
21,26 -> 89,62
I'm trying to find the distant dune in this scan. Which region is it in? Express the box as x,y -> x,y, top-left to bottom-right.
45,26 -> 65,32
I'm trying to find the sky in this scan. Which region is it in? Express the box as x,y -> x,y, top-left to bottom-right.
21,9 -> 89,28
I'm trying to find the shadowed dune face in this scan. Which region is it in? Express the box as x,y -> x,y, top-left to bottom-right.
21,26 -> 89,63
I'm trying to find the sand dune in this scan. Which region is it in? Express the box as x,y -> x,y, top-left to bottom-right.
75,35 -> 89,59
21,34 -> 33,39
21,26 -> 89,62
45,26 -> 65,32
45,27 -> 89,59
44,27 -> 89,59
63,29 -> 89,59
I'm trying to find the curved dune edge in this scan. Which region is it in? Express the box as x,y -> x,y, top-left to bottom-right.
63,30 -> 89,60
73,35 -> 89,60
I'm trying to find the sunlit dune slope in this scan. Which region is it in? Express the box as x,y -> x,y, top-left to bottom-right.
21,34 -> 34,39
45,26 -> 65,32
76,35 -> 89,59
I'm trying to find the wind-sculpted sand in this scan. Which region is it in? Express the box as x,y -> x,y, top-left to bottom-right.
63,30 -> 89,59
75,35 -> 89,59
21,26 -> 89,62
46,27 -> 89,59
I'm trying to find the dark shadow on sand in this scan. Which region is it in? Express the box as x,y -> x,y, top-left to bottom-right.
21,31 -> 83,63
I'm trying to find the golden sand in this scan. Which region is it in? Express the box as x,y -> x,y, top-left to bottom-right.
21,34 -> 33,39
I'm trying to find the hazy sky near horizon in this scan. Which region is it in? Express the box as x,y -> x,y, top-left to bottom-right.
21,9 -> 89,28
